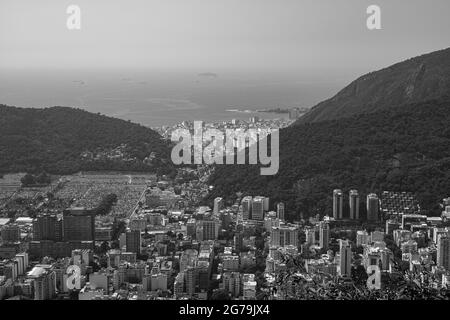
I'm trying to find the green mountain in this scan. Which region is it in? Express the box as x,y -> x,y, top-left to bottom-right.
207,48 -> 450,219
208,98 -> 450,219
297,48 -> 450,124
0,105 -> 174,175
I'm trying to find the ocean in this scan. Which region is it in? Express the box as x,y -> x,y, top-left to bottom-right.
0,69 -> 349,127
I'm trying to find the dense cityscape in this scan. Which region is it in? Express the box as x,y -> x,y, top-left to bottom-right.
1,117 -> 450,301
1,0 -> 450,313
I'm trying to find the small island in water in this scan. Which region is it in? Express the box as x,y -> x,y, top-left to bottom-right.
226,106 -> 310,114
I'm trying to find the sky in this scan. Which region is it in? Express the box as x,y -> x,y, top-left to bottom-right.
1,0 -> 450,74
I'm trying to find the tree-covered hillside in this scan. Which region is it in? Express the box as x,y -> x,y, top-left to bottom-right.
207,98 -> 450,219
0,105 -> 174,175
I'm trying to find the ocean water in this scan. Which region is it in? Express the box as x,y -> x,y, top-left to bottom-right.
0,69 -> 348,127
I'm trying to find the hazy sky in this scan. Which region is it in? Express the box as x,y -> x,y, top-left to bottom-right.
1,0 -> 450,73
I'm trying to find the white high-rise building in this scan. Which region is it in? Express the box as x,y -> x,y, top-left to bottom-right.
222,272 -> 241,298
319,222 -> 330,250
242,196 -> 253,220
349,190 -> 359,220
27,266 -> 56,300
214,197 -> 224,216
437,235 -> 450,270
333,189 -> 343,220
251,196 -> 265,221
338,240 -> 352,277
367,193 -> 380,221
196,220 -> 220,241
277,202 -> 285,221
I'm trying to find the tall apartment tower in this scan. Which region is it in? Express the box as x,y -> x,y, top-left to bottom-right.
319,221 -> 330,250
27,266 -> 57,300
366,194 -> 380,222
333,189 -> 343,220
213,197 -> 224,216
126,229 -> 142,254
277,202 -> 285,221
338,240 -> 352,277
252,196 -> 265,221
263,197 -> 270,212
241,196 -> 253,220
349,190 -> 360,220
185,266 -> 198,296
437,235 -> 450,270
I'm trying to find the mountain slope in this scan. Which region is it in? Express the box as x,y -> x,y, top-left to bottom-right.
0,105 -> 174,175
207,98 -> 450,218
297,47 -> 450,124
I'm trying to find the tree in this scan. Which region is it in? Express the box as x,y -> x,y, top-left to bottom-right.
94,193 -> 118,216
21,173 -> 35,186
100,241 -> 110,254
166,231 -> 175,238
0,105 -> 175,176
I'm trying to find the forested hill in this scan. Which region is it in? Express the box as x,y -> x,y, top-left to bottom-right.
207,98 -> 450,219
297,47 -> 450,124
0,105 -> 174,175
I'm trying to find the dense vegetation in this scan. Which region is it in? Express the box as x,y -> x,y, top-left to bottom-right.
94,193 -> 118,216
207,98 -> 450,219
20,172 -> 51,186
0,105 -> 174,175
275,253 -> 450,300
298,48 -> 450,124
